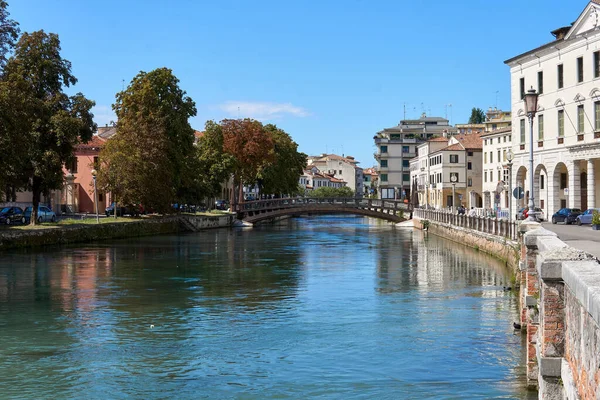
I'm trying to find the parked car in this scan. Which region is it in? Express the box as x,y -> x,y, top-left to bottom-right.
576,208 -> 600,225
0,206 -> 25,225
24,206 -> 56,223
551,208 -> 582,224
215,200 -> 229,210
105,203 -> 141,217
516,207 -> 545,221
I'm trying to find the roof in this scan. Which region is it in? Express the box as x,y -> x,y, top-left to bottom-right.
76,135 -> 106,150
442,143 -> 464,151
428,137 -> 448,142
480,126 -> 512,138
194,130 -> 204,139
439,133 -> 483,151
97,126 -> 117,139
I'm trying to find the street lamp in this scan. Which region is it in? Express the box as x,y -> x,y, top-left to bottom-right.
91,169 -> 99,224
450,173 -> 457,213
524,87 -> 539,221
506,148 -> 514,223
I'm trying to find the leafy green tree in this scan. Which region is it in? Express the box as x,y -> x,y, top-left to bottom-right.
97,68 -> 197,213
195,121 -> 235,205
2,31 -> 96,224
468,107 -> 486,124
0,1 -> 19,69
259,124 -> 307,197
311,186 -> 353,198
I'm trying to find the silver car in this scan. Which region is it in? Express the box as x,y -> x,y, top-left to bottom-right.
24,206 -> 56,223
576,208 -> 600,225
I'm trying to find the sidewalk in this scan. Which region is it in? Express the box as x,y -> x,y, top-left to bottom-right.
541,221 -> 600,259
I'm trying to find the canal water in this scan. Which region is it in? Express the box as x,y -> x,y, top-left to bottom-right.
0,216 -> 535,399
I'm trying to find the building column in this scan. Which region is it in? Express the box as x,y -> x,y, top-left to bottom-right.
588,159 -> 596,209
547,165 -> 558,217
568,160 -> 581,209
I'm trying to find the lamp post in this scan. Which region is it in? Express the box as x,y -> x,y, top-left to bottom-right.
506,148 -> 514,223
524,88 -> 539,221
450,173 -> 457,213
91,169 -> 99,224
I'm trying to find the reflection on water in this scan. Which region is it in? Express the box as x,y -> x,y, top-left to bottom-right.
0,216 -> 535,399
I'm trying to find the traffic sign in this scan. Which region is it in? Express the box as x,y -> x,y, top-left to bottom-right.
513,187 -> 524,200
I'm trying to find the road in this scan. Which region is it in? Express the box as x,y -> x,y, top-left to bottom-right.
540,221 -> 600,259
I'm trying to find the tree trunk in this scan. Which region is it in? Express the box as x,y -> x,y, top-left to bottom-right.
30,177 -> 41,226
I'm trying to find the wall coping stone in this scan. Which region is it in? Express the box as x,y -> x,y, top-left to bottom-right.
562,260 -> 600,326
524,227 -> 558,248
561,359 -> 579,400
539,357 -> 563,378
520,220 -> 542,234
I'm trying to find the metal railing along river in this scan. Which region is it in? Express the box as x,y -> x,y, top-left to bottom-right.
414,208 -> 519,241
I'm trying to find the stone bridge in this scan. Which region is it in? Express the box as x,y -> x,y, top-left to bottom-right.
234,197 -> 409,224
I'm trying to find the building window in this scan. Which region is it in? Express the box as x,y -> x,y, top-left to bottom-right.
339,170 -> 342,175
381,174 -> 388,182
402,160 -> 409,167
578,104 -> 585,133
484,152 -> 487,164
450,172 -> 458,182
468,178 -> 472,187
595,101 -> 600,131
538,114 -> 544,140
520,119 -> 526,143
558,109 -> 565,137
380,160 -> 388,168
380,145 -> 388,153
467,151 -> 473,156
558,64 -> 564,89
497,149 -> 501,162
578,56 -> 584,83
538,71 -> 543,94
595,51 -> 600,79
498,170 -> 501,181
402,146 -> 409,153
484,171 -> 487,183
540,174 -> 545,190
490,151 -> 493,163
449,154 -> 458,163
467,162 -> 472,170
403,174 -> 410,182
503,169 -> 509,183
67,158 -> 78,173
503,150 -> 507,161
520,77 -> 525,100
390,134 -> 400,140
560,173 -> 567,189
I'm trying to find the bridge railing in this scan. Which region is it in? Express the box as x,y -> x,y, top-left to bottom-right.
234,197 -> 409,213
414,208 -> 519,241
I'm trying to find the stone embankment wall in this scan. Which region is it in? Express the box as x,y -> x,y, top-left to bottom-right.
413,217 -> 520,273
521,223 -> 600,399
0,214 -> 235,251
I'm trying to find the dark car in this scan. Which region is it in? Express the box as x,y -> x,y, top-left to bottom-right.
105,203 -> 141,217
551,208 -> 582,224
0,206 -> 25,225
215,200 -> 229,210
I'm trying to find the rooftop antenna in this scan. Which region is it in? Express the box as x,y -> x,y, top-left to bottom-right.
341,144 -> 344,157
495,90 -> 499,109
403,103 -> 406,120
448,104 -> 453,126
238,107 -> 240,119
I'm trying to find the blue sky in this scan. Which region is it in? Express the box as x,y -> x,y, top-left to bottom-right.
8,0 -> 586,168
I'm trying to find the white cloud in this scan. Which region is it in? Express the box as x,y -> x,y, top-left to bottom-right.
92,105 -> 117,127
219,101 -> 310,120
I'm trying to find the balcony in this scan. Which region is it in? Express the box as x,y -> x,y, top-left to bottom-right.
373,152 -> 381,160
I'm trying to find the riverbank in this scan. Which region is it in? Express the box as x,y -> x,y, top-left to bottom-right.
0,213 -> 235,251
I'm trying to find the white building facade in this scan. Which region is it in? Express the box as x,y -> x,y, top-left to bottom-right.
505,1 -> 600,218
481,127 -> 513,211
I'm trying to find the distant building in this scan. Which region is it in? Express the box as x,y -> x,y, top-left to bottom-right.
299,166 -> 347,193
306,154 -> 363,196
374,114 -> 457,199
481,127 -> 513,211
362,167 -> 379,197
410,134 -> 483,209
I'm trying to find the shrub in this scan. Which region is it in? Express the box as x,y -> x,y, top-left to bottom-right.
592,211 -> 600,226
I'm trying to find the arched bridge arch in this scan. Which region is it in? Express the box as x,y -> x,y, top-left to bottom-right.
235,198 -> 409,224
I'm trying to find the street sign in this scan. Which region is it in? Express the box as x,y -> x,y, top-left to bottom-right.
513,187 -> 524,200
495,193 -> 501,201
564,188 -> 569,196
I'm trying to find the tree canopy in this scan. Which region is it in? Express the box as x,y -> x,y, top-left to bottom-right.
0,1 -> 19,69
195,120 -> 235,202
311,186 -> 354,198
97,68 -> 197,213
468,107 -> 486,124
221,118 -> 274,204
1,30 -> 96,223
258,124 -> 307,196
